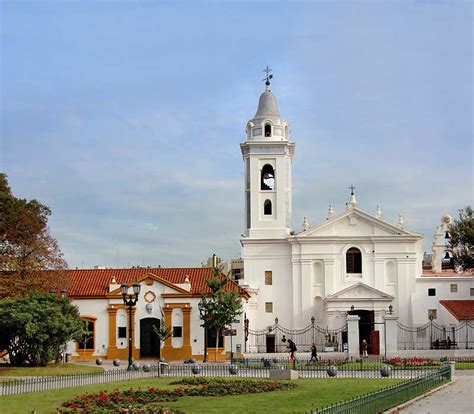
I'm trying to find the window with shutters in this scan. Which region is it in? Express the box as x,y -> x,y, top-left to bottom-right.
346,248 -> 362,274
265,271 -> 272,285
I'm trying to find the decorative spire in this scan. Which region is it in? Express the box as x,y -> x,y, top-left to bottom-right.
397,214 -> 405,229
327,204 -> 334,220
375,205 -> 383,220
302,216 -> 309,231
262,65 -> 273,91
346,185 -> 358,210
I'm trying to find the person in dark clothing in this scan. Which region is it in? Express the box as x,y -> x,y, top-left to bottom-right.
447,336 -> 452,349
288,339 -> 297,364
310,343 -> 318,362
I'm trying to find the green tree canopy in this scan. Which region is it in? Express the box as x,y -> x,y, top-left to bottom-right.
198,264 -> 243,361
448,206 -> 474,271
0,292 -> 83,366
0,173 -> 68,296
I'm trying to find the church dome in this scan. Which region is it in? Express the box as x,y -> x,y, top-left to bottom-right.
254,89 -> 282,118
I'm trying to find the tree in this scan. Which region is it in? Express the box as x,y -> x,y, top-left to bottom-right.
198,264 -> 243,362
0,173 -> 68,297
0,292 -> 83,366
448,206 -> 474,271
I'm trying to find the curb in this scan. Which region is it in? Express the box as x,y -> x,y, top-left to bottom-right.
385,378 -> 455,413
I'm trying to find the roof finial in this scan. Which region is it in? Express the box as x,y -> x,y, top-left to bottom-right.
375,205 -> 383,220
346,185 -> 358,210
262,65 -> 273,90
302,216 -> 310,231
327,204 -> 334,220
397,214 -> 405,229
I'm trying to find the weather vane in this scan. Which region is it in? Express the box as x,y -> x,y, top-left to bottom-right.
262,65 -> 273,86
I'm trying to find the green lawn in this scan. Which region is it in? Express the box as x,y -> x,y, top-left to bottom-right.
1,377 -> 404,414
455,361 -> 474,370
0,363 -> 104,377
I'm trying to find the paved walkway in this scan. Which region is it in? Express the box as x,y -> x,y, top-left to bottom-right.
397,371 -> 474,414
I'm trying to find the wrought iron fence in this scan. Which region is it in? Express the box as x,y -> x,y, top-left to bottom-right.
310,364 -> 451,413
246,319 -> 347,353
398,319 -> 474,350
0,359 -> 442,396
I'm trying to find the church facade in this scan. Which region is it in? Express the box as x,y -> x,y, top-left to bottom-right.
54,78 -> 473,361
239,79 -> 473,354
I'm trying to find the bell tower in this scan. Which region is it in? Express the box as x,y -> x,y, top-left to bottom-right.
240,69 -> 295,239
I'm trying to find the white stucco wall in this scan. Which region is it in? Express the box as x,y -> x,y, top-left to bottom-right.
411,277 -> 473,325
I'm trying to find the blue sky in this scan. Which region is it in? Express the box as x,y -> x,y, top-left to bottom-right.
1,0 -> 472,268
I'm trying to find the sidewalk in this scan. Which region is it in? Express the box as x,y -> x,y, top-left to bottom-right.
397,370 -> 474,414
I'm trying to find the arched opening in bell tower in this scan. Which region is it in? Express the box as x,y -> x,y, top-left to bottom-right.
261,164 -> 275,190
264,123 -> 272,137
264,199 -> 272,215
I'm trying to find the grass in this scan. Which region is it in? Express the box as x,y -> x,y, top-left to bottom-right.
455,361 -> 474,370
0,363 -> 104,377
0,377 -> 404,414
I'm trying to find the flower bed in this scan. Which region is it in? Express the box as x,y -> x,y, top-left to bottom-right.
59,379 -> 295,413
385,357 -> 441,367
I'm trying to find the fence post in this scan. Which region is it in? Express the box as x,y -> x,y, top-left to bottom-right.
346,314 -> 360,358
448,361 -> 455,380
384,314 -> 398,358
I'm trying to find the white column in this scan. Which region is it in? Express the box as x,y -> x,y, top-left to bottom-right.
384,315 -> 399,357
346,315 -> 360,358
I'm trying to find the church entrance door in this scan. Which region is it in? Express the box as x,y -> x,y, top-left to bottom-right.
140,318 -> 161,358
351,310 -> 375,354
266,335 -> 275,353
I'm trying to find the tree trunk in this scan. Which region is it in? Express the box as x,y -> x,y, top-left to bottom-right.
215,327 -> 220,362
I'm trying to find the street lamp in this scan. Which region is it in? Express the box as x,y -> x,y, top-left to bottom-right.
121,283 -> 141,370
464,314 -> 469,349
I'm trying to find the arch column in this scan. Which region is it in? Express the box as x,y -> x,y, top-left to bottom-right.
162,303 -> 193,360
107,306 -> 118,358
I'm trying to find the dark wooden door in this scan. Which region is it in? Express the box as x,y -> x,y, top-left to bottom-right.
266,335 -> 275,353
371,330 -> 380,355
140,318 -> 160,358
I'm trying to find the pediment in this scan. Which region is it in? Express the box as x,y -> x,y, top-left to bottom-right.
296,208 -> 419,239
107,272 -> 190,298
325,282 -> 394,302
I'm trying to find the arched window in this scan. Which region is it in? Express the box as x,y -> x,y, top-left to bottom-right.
261,164 -> 275,190
264,199 -> 272,215
264,123 -> 272,137
78,317 -> 95,350
346,248 -> 362,274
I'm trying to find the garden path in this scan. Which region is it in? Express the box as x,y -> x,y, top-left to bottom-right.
397,370 -> 474,414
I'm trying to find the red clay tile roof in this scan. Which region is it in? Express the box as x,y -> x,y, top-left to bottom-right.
40,267 -> 249,298
439,300 -> 474,321
422,270 -> 474,277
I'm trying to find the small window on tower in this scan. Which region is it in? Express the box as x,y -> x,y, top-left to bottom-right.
265,271 -> 273,285
261,164 -> 275,190
264,200 -> 272,215
265,302 -> 273,313
264,123 -> 272,137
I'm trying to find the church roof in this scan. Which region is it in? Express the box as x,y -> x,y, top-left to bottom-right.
440,300 -> 474,321
3,267 -> 248,299
254,89 -> 282,118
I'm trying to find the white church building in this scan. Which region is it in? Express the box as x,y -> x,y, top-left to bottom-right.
238,77 -> 473,356
57,77 -> 472,361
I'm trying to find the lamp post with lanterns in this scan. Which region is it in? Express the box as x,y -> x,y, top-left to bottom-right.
120,283 -> 141,370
